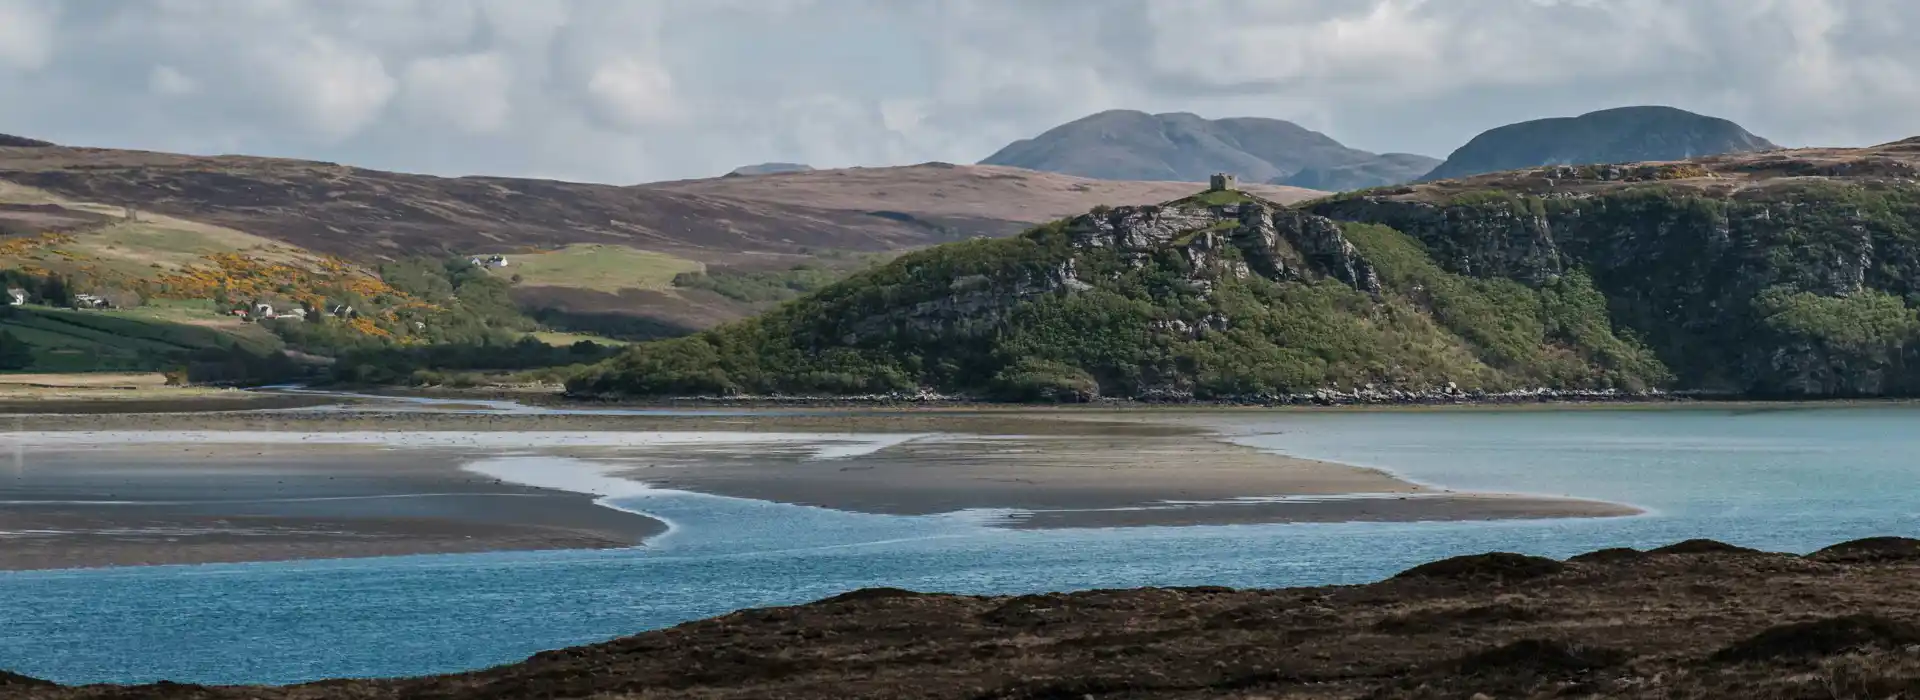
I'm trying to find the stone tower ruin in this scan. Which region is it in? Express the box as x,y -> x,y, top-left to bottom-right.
1209,173 -> 1237,191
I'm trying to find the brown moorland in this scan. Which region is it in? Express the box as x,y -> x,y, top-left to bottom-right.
0,143 -> 1326,266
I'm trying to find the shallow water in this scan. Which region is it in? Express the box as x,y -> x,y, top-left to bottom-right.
4,405 -> 1918,685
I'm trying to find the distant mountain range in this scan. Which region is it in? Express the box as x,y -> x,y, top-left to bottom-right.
977,110 -> 1433,191
726,162 -> 814,177
1280,153 -> 1443,192
981,106 -> 1778,192
1419,106 -> 1778,182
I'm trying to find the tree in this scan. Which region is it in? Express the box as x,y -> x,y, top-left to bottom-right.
37,275 -> 70,307
0,330 -> 35,370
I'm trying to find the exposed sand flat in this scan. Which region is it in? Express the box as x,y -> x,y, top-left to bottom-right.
0,408 -> 1640,570
562,432 -> 1636,525
0,444 -> 664,571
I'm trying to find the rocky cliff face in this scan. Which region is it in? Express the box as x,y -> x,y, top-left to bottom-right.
851,196 -> 1385,343
1311,146 -> 1920,398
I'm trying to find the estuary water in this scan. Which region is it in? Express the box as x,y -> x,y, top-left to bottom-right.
4,404 -> 1919,685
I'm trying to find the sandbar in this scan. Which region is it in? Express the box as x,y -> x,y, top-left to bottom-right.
0,443 -> 664,571
0,407 -> 1640,570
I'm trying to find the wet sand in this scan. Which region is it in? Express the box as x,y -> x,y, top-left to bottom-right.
561,432 -> 1635,527
0,406 -> 1639,570
0,444 -> 664,571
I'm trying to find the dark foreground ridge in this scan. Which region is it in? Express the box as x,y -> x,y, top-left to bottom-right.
19,537 -> 1920,699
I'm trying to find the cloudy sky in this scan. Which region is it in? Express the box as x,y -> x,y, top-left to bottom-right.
1,0 -> 1916,184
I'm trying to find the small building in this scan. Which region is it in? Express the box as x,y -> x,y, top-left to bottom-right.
331,304 -> 357,319
253,302 -> 274,318
5,288 -> 24,306
72,294 -> 109,309
1208,173 -> 1237,192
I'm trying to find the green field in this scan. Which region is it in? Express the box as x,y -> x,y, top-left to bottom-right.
507,244 -> 705,292
0,305 -> 280,372
530,330 -> 629,347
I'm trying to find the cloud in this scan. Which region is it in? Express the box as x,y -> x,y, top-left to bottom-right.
252,36 -> 398,141
148,65 -> 198,96
583,58 -> 682,130
1,0 -> 1918,183
0,0 -> 58,71
399,52 -> 512,134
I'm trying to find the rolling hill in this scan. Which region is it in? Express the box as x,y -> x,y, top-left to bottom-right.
577,137 -> 1920,401
0,141 -> 1326,340
1419,106 -> 1778,181
979,110 -> 1435,191
1278,153 -> 1442,192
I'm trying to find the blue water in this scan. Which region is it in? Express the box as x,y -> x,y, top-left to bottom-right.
4,405 -> 1918,685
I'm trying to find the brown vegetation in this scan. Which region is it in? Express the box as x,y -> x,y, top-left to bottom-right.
648,162 -> 1325,223
0,148 -> 1294,268
1364,137 -> 1920,204
19,538 -> 1920,699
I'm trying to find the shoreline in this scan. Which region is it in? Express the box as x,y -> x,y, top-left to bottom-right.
9,537 -> 1909,699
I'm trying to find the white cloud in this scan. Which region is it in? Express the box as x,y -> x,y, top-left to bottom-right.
400,52 -> 512,134
149,65 -> 197,96
0,0 -> 57,71
2,0 -> 1919,182
250,36 -> 397,141
583,57 -> 682,130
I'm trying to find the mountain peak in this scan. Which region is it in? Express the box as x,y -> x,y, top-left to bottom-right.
726,162 -> 813,177
1420,106 -> 1777,181
981,110 -> 1428,190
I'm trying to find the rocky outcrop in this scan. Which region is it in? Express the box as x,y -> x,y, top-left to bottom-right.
832,193 -> 1389,358
1067,197 -> 1381,294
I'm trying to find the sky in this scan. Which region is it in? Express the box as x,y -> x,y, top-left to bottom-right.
2,0 -> 1917,184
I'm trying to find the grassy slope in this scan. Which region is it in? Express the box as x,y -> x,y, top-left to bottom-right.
1,305 -> 280,372
506,244 -> 706,293
571,200 -> 1665,399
